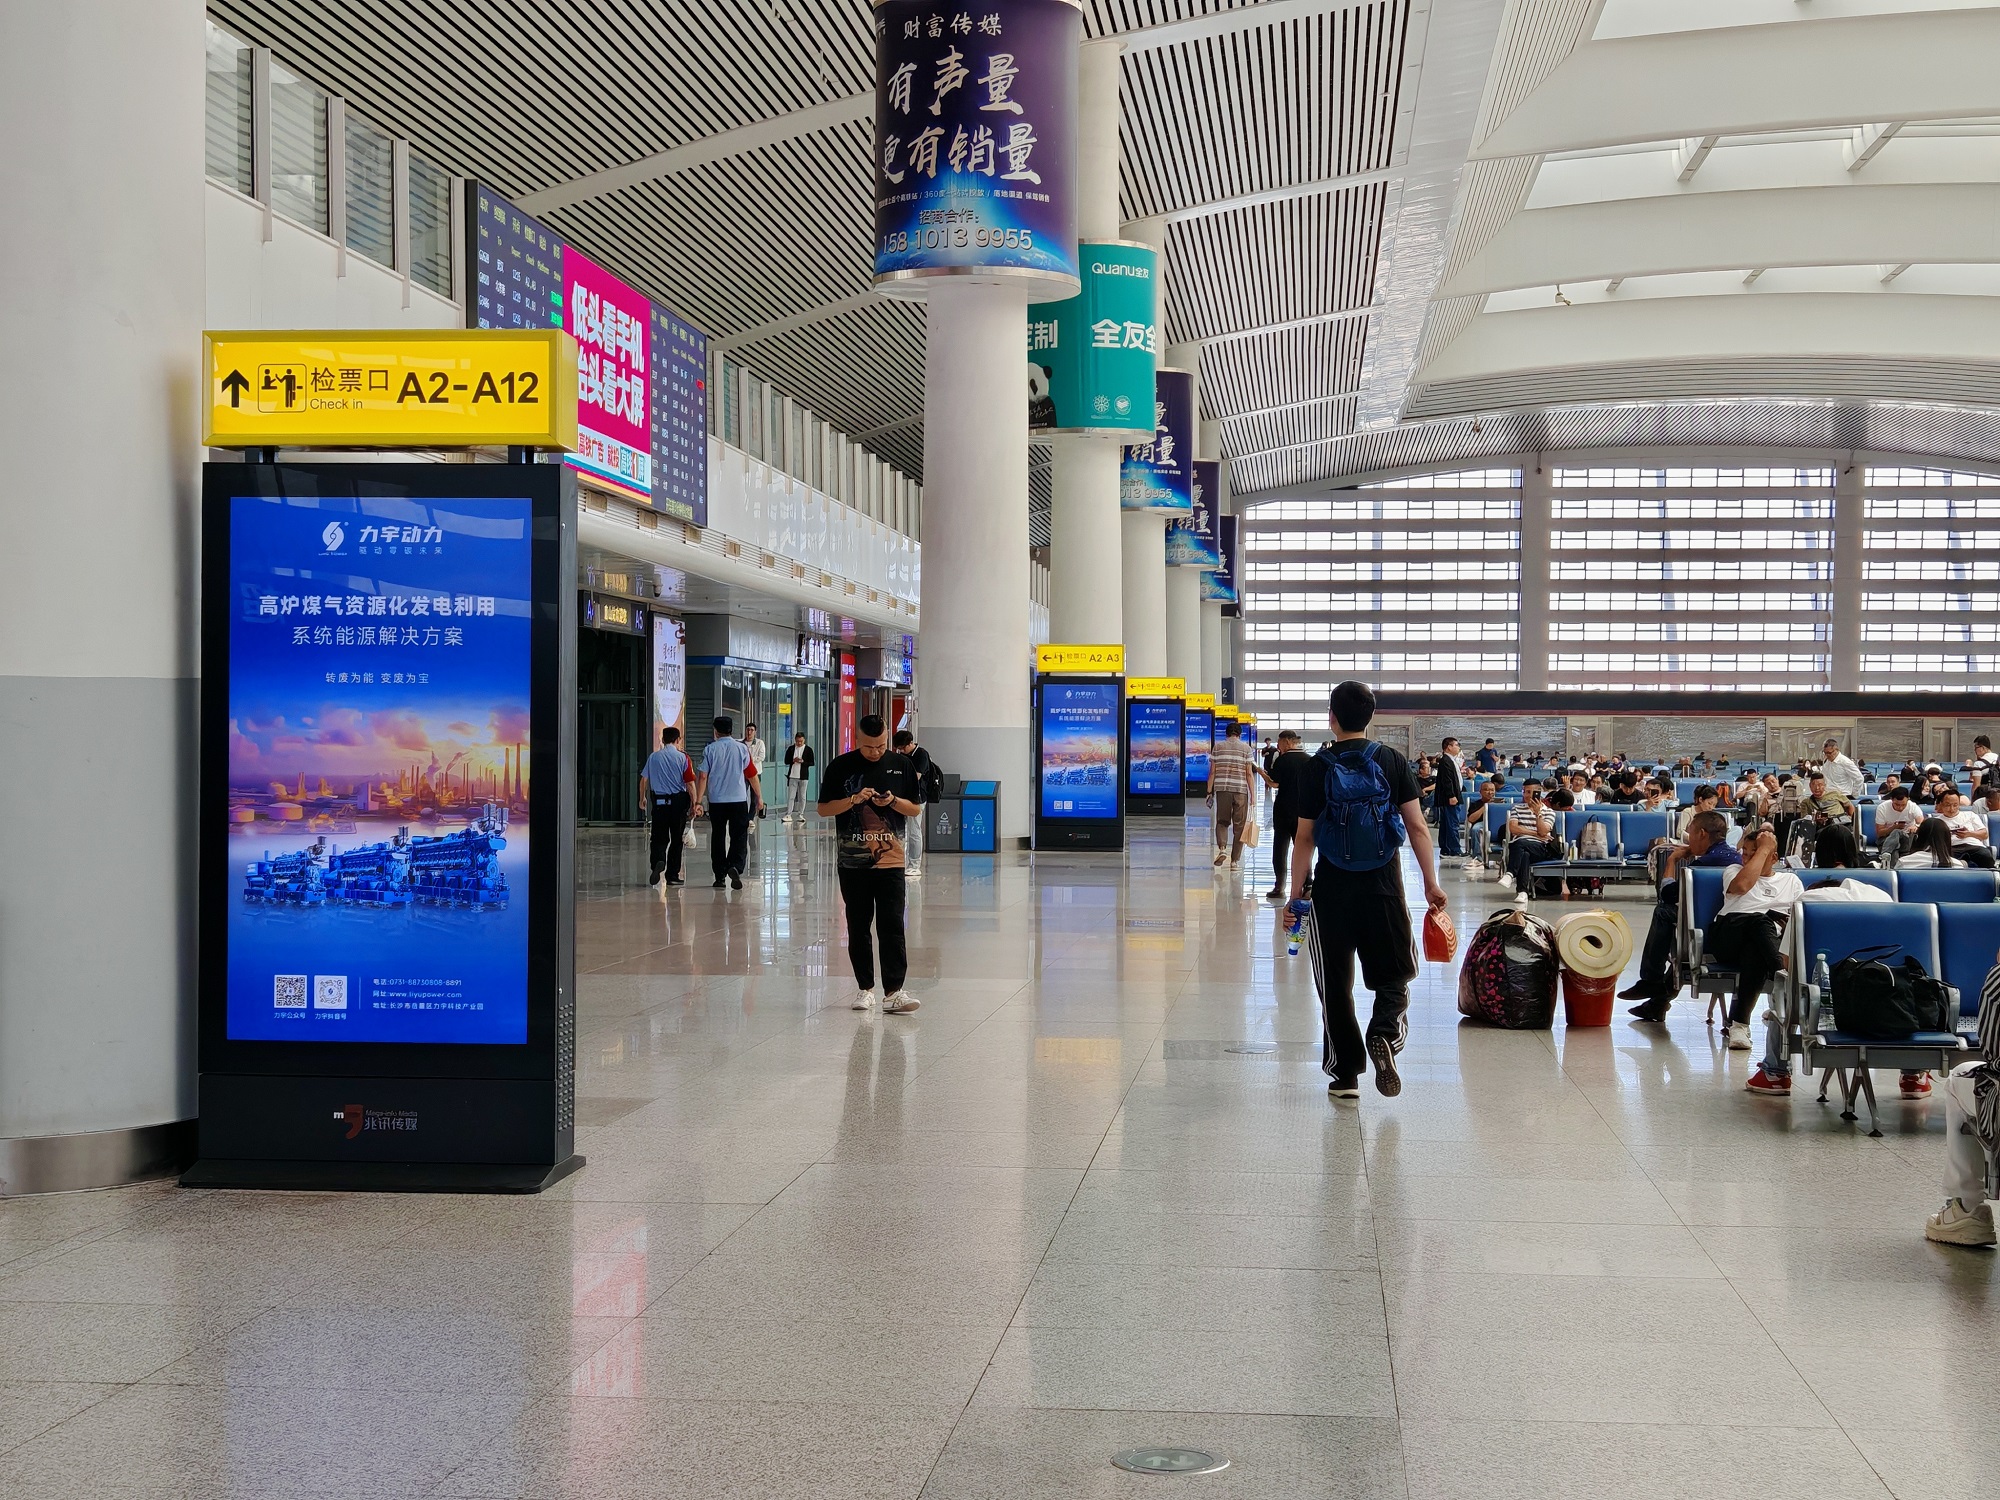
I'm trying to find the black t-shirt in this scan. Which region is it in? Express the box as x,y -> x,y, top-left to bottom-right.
819,750 -> 919,870
1271,749 -> 1316,818
1291,739 -> 1422,894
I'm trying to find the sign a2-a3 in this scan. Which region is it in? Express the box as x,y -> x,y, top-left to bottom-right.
204,329 -> 579,451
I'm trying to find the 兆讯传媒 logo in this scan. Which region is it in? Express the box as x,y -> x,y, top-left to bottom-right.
321,521 -> 347,554
338,1104 -> 364,1139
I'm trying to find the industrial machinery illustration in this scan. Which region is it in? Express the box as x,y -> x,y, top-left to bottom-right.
243,803 -> 512,910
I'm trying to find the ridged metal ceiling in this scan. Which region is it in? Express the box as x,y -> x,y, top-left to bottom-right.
208,0 -> 1416,543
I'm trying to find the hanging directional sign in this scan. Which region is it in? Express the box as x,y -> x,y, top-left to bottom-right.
203,329 -> 578,450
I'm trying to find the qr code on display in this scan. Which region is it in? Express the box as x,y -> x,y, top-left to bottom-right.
273,974 -> 307,1009
314,975 -> 348,1011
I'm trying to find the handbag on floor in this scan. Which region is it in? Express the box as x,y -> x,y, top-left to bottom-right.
1457,909 -> 1558,1029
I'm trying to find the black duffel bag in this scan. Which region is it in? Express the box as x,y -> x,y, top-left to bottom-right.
1829,944 -> 1954,1038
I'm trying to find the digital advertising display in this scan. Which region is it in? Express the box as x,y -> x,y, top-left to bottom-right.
1121,368 -> 1194,512
1185,707 -> 1214,786
223,494 -> 534,1046
872,0 -> 1081,291
1127,699 -> 1184,799
1203,513 -> 1239,607
1039,682 -> 1120,820
196,462 -> 578,1193
470,183 -> 709,525
1027,240 -> 1157,436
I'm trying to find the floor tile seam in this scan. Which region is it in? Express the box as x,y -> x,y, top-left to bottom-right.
0,1378 -> 132,1460
0,1216 -> 152,1282
937,1009 -> 1173,1478
611,1159 -> 822,1331
881,980 -> 1041,1090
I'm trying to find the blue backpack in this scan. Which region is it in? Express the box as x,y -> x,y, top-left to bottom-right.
1313,742 -> 1405,871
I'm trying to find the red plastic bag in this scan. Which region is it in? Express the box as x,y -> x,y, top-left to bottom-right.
1422,907 -> 1458,964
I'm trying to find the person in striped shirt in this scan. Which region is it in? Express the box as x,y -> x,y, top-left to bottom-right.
1206,720 -> 1272,870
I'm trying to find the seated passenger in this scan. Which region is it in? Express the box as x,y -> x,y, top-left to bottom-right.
1926,956 -> 1999,1247
1498,781 -> 1558,900
1874,784 -> 1924,867
1569,771 -> 1595,806
1712,829 -> 1803,1052
1935,787 -> 1997,869
1676,784 -> 1720,840
1893,817 -> 1963,870
1745,823 -> 1899,1096
1461,779 -> 1504,870
1624,809 -> 1741,1022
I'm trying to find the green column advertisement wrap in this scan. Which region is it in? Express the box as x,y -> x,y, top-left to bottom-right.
1026,240 -> 1158,436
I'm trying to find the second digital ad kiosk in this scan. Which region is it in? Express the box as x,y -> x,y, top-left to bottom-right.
1033,644 -> 1127,851
1125,677 -> 1186,817
1183,692 -> 1216,801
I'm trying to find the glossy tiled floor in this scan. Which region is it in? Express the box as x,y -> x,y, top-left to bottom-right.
2,806 -> 1995,1498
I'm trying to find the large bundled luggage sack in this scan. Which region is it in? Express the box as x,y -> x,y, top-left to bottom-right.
1457,909 -> 1560,1029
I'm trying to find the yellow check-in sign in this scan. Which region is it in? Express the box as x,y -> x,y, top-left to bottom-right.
1126,676 -> 1185,698
1185,693 -> 1216,711
203,329 -> 578,450
1035,643 -> 1125,674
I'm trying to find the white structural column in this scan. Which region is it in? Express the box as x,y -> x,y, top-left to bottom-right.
1046,39 -> 1126,645
1832,460 -> 1863,692
919,284 -> 1035,836
0,0 -> 205,1186
1518,458 -> 1553,691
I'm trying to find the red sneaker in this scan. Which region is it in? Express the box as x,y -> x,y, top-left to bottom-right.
1900,1072 -> 1933,1099
1745,1068 -> 1792,1096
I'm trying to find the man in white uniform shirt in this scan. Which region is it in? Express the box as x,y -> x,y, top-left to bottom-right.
1709,828 -> 1804,1051
1874,784 -> 1925,867
1818,738 -> 1866,803
1937,787 -> 1996,869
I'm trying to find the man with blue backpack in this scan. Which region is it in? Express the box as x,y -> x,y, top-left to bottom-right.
1285,681 -> 1449,1099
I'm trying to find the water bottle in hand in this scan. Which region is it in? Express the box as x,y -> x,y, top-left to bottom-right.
1284,899 -> 1312,956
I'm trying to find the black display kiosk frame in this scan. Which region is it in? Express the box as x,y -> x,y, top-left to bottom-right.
1126,694 -> 1186,817
1032,671 -> 1128,851
1183,699 -> 1215,801
185,461 -> 581,1193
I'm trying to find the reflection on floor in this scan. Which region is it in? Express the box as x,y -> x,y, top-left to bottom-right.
0,807 -> 1992,1498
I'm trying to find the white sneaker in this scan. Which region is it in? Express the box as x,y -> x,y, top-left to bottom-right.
1497,872 -> 1516,892
1512,891 -> 1529,905
1925,1197 -> 1997,1247
1214,852 -> 1227,867
852,989 -> 879,1011
1229,858 -> 1241,869
883,991 -> 921,1014
906,865 -> 923,878
1461,859 -> 1483,873
1725,1021 -> 1753,1051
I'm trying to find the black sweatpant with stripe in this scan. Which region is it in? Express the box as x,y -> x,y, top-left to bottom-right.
1304,862 -> 1417,1082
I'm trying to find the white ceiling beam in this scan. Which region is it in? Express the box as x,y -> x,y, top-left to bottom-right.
1474,10 -> 2000,160
1673,135 -> 1719,182
519,0 -> 1378,214
1410,293 -> 2000,411
1437,181 -> 2000,298
710,293 -> 884,354
1845,121 -> 1905,172
518,94 -> 874,213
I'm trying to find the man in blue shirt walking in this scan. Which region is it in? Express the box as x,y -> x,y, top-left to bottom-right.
695,716 -> 759,890
638,726 -> 692,887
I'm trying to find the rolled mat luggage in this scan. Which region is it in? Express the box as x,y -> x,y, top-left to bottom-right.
1554,909 -> 1633,1027
1457,909 -> 1560,1029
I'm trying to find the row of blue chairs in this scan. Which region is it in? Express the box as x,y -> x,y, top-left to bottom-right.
1678,864 -> 1995,1134
1479,798 -> 2000,853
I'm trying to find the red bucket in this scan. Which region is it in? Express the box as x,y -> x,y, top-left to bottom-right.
1561,970 -> 1618,1027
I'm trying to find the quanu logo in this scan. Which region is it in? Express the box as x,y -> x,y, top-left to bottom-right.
321,521 -> 346,554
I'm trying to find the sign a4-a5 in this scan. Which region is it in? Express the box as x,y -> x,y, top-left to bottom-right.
203,329 -> 578,450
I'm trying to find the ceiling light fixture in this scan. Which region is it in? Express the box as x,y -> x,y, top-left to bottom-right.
1553,285 -> 1572,307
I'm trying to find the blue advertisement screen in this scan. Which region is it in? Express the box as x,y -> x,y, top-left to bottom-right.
225,495 -> 533,1044
1127,700 -> 1184,797
1185,710 -> 1214,783
1040,683 -> 1120,820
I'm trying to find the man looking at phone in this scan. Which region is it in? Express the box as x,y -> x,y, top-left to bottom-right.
818,715 -> 923,1014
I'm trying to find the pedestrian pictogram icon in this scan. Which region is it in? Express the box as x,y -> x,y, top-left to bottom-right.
258,363 -> 306,412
